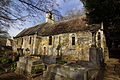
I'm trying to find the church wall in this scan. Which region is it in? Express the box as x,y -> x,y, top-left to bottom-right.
96,29 -> 109,62
38,31 -> 92,61
13,31 -> 93,61
13,35 -> 37,55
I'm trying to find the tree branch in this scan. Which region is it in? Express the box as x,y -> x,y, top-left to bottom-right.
18,0 -> 63,17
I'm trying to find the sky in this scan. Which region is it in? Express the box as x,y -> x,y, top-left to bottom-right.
8,0 -> 83,37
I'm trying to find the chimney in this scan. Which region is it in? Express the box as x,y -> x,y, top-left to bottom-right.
46,11 -> 54,23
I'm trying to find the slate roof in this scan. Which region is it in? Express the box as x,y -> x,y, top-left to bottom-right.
15,17 -> 100,38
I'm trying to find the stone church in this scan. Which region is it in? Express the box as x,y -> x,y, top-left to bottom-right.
13,11 -> 109,62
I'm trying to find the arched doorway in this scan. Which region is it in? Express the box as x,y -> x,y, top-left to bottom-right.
44,47 -> 47,55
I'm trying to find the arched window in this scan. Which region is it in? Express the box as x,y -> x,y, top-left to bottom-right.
21,38 -> 23,45
29,37 -> 32,44
98,32 -> 101,40
49,12 -> 52,19
98,32 -> 101,47
49,36 -> 52,45
72,36 -> 75,45
16,39 -> 18,45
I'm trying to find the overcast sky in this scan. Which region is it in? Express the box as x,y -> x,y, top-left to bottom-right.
8,0 -> 83,37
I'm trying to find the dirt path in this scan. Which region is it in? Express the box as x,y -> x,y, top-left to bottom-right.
103,58 -> 120,80
0,66 -> 5,75
0,72 -> 27,80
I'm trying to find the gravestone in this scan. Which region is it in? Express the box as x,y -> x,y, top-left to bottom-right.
16,56 -> 45,77
89,47 -> 103,67
43,64 -> 98,80
41,55 -> 56,64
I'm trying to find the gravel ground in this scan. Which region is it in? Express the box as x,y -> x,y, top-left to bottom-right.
103,58 -> 120,80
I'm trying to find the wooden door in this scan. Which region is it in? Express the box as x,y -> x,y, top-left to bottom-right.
44,47 -> 46,55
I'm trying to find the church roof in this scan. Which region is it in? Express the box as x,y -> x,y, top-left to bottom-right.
15,17 -> 100,38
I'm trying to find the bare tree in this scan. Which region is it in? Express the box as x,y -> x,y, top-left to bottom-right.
0,0 -> 63,31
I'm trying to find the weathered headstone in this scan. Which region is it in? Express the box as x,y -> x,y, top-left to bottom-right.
16,56 -> 45,77
44,64 -> 98,80
89,47 -> 103,67
41,55 -> 56,64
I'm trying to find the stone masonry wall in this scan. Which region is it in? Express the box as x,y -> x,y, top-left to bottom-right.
13,31 -> 93,61
38,31 -> 92,61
